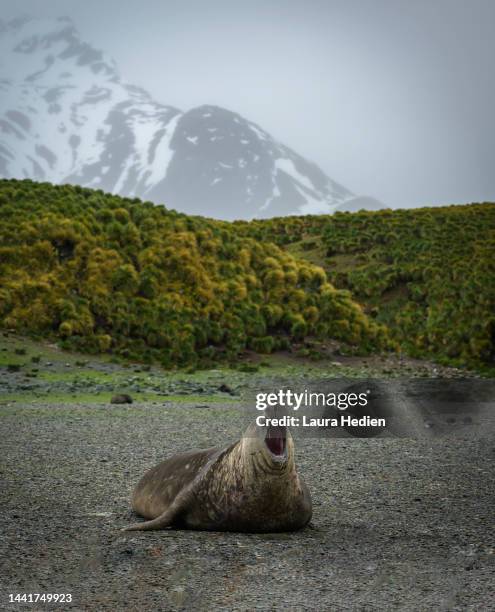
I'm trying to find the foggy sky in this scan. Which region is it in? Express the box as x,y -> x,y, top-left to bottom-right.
2,0 -> 495,207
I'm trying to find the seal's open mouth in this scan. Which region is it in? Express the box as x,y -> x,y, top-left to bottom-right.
265,425 -> 286,457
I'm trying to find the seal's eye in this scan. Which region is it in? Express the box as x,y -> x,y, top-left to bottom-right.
265,425 -> 286,456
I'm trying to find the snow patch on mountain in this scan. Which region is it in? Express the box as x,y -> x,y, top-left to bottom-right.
275,157 -> 318,193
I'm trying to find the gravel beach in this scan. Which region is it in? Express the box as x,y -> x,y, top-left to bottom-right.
1,400 -> 494,611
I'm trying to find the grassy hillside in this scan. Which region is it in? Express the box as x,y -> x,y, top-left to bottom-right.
236,204 -> 495,369
0,180 -> 390,367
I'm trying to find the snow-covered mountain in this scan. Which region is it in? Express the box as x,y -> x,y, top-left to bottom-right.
0,16 -> 355,220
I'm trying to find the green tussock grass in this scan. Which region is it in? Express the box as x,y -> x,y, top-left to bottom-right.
235,204 -> 495,370
0,179 -> 391,369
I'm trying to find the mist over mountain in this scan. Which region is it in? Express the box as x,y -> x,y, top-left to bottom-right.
0,16 -> 382,220
335,196 -> 389,213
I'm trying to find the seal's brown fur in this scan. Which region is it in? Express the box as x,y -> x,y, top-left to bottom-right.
123,423 -> 312,532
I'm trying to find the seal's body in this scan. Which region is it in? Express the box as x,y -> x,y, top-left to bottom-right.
124,423 -> 312,532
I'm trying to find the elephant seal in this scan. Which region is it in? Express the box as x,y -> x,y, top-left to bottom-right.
123,421 -> 312,532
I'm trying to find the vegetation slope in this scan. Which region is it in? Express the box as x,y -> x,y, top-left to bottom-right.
236,204 -> 495,369
0,179 -> 389,367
